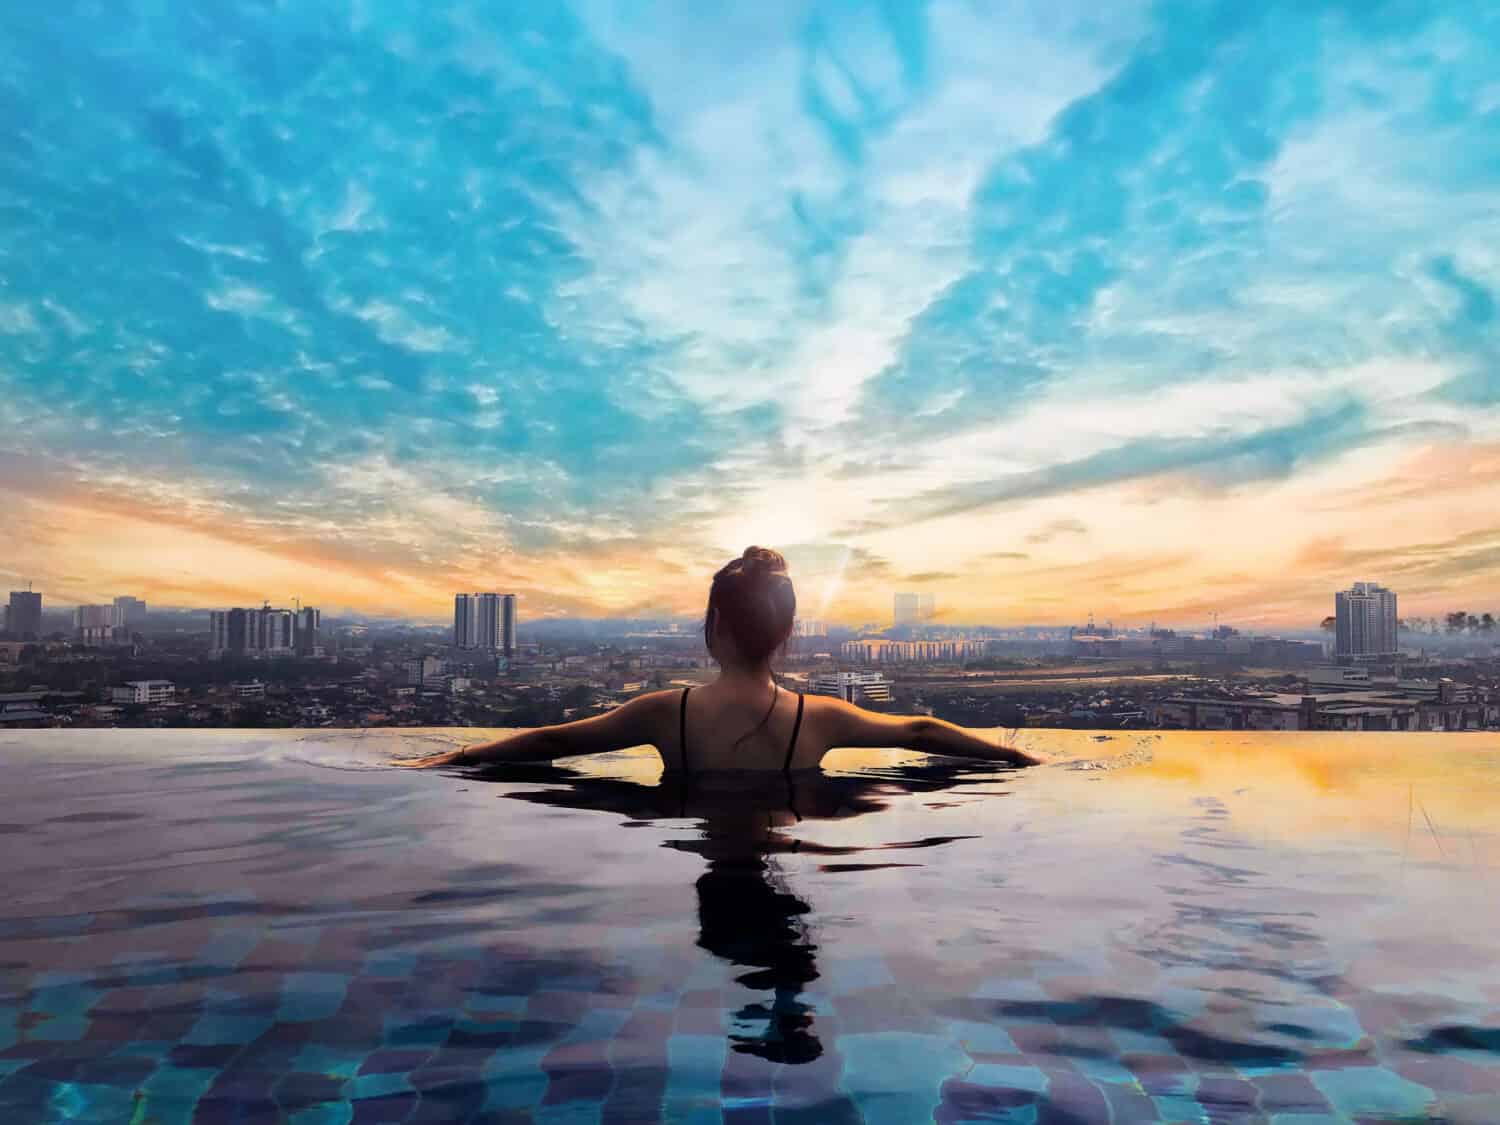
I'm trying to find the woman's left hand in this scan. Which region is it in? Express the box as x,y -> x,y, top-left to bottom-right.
391,748 -> 471,769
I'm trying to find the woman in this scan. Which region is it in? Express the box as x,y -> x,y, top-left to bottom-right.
396,546 -> 1043,772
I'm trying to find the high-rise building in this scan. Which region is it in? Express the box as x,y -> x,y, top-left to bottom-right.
112,596 -> 147,629
74,604 -> 116,646
74,604 -> 113,630
500,593 -> 517,658
476,594 -> 502,652
248,608 -> 296,655
209,605 -> 315,657
295,607 -> 321,655
7,590 -> 42,640
894,593 -> 918,627
210,609 -> 246,654
210,609 -> 241,654
893,593 -> 936,627
454,594 -> 479,650
455,592 -> 517,653
792,618 -> 828,637
404,656 -> 447,686
1335,582 -> 1398,662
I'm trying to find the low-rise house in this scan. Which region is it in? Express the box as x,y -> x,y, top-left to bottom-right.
111,680 -> 176,706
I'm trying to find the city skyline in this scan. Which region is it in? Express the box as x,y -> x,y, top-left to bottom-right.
4,4 -> 1500,627
5,575 -> 1500,639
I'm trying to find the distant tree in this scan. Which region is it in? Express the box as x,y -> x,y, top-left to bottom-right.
1466,614 -> 1481,633
1482,613 -> 1496,634
1446,611 -> 1469,634
237,703 -> 270,728
1319,616 -> 1336,632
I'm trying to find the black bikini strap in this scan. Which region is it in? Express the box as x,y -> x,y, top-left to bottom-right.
679,686 -> 692,774
783,692 -> 805,773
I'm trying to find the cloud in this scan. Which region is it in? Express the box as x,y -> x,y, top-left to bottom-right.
840,398 -> 1407,534
1295,527 -> 1500,584
1025,520 -> 1088,545
2,2 -> 1500,623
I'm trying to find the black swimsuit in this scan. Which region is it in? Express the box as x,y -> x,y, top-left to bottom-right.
679,686 -> 805,774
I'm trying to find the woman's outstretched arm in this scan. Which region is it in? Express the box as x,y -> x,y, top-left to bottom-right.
821,698 -> 1043,765
393,690 -> 674,768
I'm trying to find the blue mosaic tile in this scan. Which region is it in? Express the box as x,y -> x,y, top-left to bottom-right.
972,977 -> 1053,1004
663,1033 -> 727,1120
1109,1025 -> 1173,1054
198,926 -> 263,970
292,1044 -> 365,1080
481,1044 -> 553,1114
839,1031 -> 970,1124
289,1103 -> 355,1125
1068,1051 -> 1141,1088
279,972 -> 350,1023
140,1066 -> 219,1112
361,950 -> 418,978
29,1015 -> 93,1042
947,1018 -> 1021,1055
37,915 -> 95,938
822,953 -> 898,994
466,991 -> 530,1014
535,1098 -> 606,1123
380,1011 -> 453,1048
345,1069 -> 413,1101
963,1061 -> 1049,1095
182,1011 -> 273,1047
1151,1091 -> 1209,1122
1263,1000 -> 1368,1050
1311,1065 -> 1436,1118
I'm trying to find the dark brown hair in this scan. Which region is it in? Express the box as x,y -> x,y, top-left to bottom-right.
703,546 -> 797,665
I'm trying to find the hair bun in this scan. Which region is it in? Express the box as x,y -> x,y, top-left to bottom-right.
740,546 -> 788,575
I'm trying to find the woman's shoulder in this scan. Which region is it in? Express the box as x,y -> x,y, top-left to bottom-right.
631,687 -> 688,710
794,693 -> 928,742
606,688 -> 686,724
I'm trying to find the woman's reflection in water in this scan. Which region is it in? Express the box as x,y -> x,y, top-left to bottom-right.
482,758 -> 1003,1065
684,775 -> 828,1063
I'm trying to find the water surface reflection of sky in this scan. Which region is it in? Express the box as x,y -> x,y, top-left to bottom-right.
2,728 -> 1498,1121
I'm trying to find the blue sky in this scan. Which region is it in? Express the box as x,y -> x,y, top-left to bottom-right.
3,1 -> 1499,625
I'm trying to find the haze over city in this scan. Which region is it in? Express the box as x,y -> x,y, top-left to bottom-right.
4,2 -> 1500,627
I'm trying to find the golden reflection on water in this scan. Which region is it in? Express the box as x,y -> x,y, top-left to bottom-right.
1004,729 -> 1500,866
416,727 -> 1500,865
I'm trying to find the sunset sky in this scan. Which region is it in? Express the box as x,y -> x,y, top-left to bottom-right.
3,2 -> 1499,627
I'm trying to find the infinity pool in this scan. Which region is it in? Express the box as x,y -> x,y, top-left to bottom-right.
2,729 -> 1498,1123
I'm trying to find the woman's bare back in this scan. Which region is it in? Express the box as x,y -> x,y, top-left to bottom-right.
670,681 -> 822,772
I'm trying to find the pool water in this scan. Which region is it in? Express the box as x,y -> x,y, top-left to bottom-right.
2,728 -> 1498,1123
